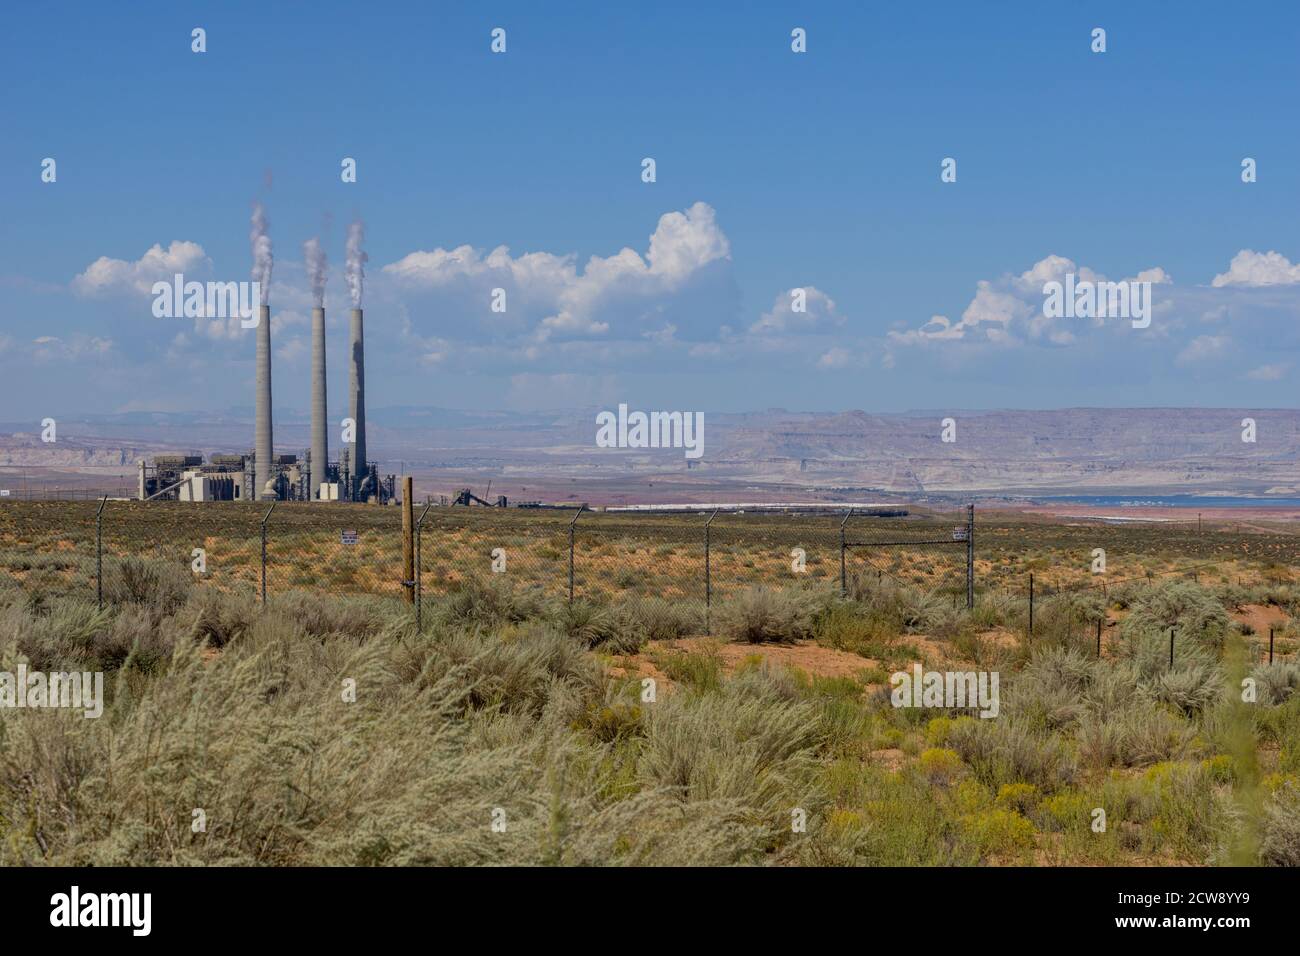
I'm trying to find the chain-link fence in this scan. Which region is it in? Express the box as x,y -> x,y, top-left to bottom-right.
0,499 -> 1295,665
842,504 -> 974,608
412,506 -> 956,634
0,499 -> 411,609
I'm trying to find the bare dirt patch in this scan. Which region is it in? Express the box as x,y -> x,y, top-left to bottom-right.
607,654 -> 670,686
713,639 -> 879,679
614,637 -> 879,684
979,628 -> 1020,648
1232,603 -> 1289,637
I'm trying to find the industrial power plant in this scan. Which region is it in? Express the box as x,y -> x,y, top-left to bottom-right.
137,210 -> 395,504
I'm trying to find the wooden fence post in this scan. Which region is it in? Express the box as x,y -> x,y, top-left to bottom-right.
401,476 -> 414,604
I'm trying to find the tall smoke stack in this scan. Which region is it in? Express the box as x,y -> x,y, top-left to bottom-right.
250,203 -> 275,500
345,220 -> 368,498
304,238 -> 329,499
255,304 -> 273,498
349,307 -> 366,495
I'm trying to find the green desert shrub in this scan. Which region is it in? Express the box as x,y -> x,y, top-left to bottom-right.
268,591 -> 390,639
713,586 -> 818,644
102,557 -> 192,615
1134,761 -> 1230,863
1117,626 -> 1219,681
959,806 -> 1036,860
1149,662 -> 1222,716
814,602 -> 898,659
1251,661 -> 1300,706
547,595 -> 702,655
1260,783 -> 1300,866
618,596 -> 702,644
863,579 -> 948,634
638,672 -> 825,838
434,577 -> 543,631
549,598 -> 627,651
1119,581 -> 1230,649
947,718 -> 1076,792
1077,706 -> 1197,769
1032,590 -> 1105,648
423,623 -> 603,719
1008,646 -> 1095,730
182,589 -> 260,649
0,599 -> 113,670
95,604 -> 176,672
0,575 -> 28,610
969,591 -> 1020,631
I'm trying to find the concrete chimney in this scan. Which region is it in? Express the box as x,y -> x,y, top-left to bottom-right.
348,307 -> 367,498
254,303 -> 274,499
310,306 -> 328,499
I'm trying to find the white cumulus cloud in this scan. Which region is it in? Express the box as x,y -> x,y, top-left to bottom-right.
1211,250 -> 1300,288
72,241 -> 210,297
384,202 -> 733,344
752,286 -> 844,335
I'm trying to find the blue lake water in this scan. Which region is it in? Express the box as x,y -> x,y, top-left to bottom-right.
1027,495 -> 1300,509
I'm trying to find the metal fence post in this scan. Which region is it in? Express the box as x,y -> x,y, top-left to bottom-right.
567,505 -> 585,603
1269,627 -> 1274,665
414,501 -> 433,630
95,494 -> 108,610
965,503 -> 974,610
1169,626 -> 1175,668
260,501 -> 276,606
839,508 -> 853,598
704,509 -> 718,634
1028,573 -> 1034,639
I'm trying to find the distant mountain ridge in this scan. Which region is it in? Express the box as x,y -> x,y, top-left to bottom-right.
1,406 -> 1295,496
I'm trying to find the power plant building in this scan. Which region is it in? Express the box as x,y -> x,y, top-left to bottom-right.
138,244 -> 392,503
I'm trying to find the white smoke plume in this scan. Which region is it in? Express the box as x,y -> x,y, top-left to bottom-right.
345,219 -> 368,308
303,237 -> 328,307
249,202 -> 273,306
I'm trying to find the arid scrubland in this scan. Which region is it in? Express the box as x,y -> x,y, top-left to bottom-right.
0,535 -> 1297,866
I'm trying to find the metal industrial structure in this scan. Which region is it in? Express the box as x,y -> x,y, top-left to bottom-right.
138,252 -> 393,504
451,487 -> 508,507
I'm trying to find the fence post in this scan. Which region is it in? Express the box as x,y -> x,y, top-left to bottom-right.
704,509 -> 718,635
567,505 -> 585,603
1028,573 -> 1034,639
1269,627 -> 1274,665
1096,618 -> 1102,657
401,476 -> 415,604
839,508 -> 853,598
95,494 -> 108,610
260,501 -> 276,606
414,500 -> 433,630
966,502 -> 974,610
1169,626 -> 1175,668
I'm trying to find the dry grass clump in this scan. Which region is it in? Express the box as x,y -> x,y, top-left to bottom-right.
102,556 -> 192,616
1031,591 -> 1105,649
946,718 -> 1076,793
713,586 -> 821,644
1119,581 -> 1231,648
0,560 -> 1295,868
432,577 -> 544,631
1251,661 -> 1300,706
1260,782 -> 1300,866
544,596 -> 701,655
0,587 -> 820,866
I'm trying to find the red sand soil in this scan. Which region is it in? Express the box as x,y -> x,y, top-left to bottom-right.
1232,603 -> 1290,637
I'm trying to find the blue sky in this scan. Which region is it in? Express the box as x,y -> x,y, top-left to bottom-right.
2,0 -> 1298,420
